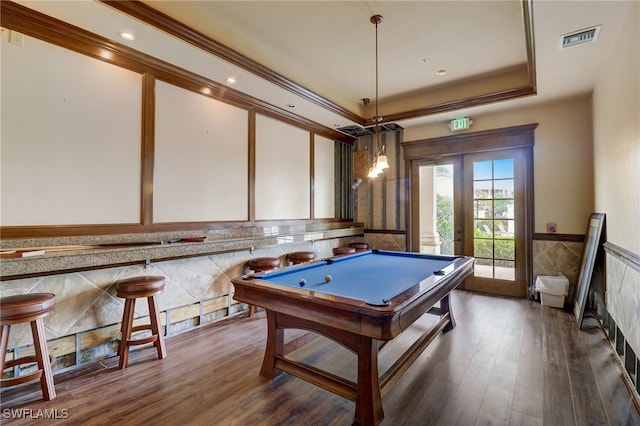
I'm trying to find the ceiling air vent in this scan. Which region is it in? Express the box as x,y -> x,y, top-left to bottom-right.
560,25 -> 601,48
337,123 -> 403,138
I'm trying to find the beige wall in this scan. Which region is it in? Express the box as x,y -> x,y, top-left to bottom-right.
592,0 -> 639,356
1,10 -> 334,228
404,95 -> 594,235
592,1 -> 640,254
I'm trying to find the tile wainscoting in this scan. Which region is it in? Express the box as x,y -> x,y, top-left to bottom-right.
1,225 -> 366,374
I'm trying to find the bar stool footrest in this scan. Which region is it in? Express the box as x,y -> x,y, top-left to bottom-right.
131,324 -> 154,333
127,335 -> 159,346
0,355 -> 57,387
1,370 -> 43,387
3,355 -> 38,369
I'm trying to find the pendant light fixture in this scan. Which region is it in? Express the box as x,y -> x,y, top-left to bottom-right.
367,14 -> 389,179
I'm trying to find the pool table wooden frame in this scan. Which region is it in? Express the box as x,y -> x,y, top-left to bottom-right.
231,251 -> 474,425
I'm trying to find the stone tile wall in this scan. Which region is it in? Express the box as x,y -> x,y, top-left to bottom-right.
363,232 -> 407,252
606,254 -> 640,360
533,239 -> 584,299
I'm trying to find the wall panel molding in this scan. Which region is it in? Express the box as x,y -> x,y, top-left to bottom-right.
534,233 -> 585,243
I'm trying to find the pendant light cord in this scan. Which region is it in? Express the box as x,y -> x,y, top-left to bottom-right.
367,15 -> 386,179
372,15 -> 383,155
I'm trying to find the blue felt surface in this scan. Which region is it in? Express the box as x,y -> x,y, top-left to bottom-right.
257,251 -> 457,305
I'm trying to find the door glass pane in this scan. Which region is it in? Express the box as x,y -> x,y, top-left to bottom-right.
474,258 -> 494,278
494,179 -> 514,198
494,200 -> 513,219
472,158 -> 515,281
473,180 -> 493,199
473,235 -> 493,258
495,219 -> 515,238
495,239 -> 515,260
495,260 -> 515,280
493,158 -> 514,179
473,161 -> 493,180
475,200 -> 493,218
419,164 -> 455,255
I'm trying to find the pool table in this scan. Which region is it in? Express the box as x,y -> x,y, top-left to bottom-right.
231,250 -> 474,425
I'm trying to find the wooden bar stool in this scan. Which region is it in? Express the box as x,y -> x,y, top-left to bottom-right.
115,276 -> 167,369
349,242 -> 370,252
287,251 -> 315,265
247,257 -> 280,317
1,293 -> 56,401
332,246 -> 356,256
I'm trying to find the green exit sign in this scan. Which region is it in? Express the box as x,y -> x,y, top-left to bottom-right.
449,117 -> 473,131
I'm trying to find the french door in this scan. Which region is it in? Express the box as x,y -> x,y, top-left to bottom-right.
461,149 -> 528,297
405,125 -> 535,298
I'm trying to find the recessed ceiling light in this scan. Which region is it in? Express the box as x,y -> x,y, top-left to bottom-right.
436,69 -> 447,76
225,77 -> 236,85
120,32 -> 135,41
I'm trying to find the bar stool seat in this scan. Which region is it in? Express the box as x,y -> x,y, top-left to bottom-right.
115,276 -> 167,369
247,257 -> 280,317
349,242 -> 371,252
332,246 -> 356,256
248,257 -> 280,273
1,293 -> 56,401
287,251 -> 316,265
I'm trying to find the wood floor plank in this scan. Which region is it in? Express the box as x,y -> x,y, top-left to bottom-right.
541,308 -> 577,425
555,310 -> 610,426
511,300 -> 544,421
508,410 -> 543,426
438,350 -> 495,425
382,339 -> 446,424
405,377 -> 458,425
475,358 -> 518,425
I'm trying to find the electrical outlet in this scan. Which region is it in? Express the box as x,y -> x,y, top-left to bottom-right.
9,30 -> 25,47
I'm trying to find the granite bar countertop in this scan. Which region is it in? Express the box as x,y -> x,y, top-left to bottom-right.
1,223 -> 364,279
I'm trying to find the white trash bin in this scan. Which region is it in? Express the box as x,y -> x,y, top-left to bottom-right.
535,274 -> 569,308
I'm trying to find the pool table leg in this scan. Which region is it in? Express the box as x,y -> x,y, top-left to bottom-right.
442,294 -> 456,332
353,337 -> 384,426
260,310 -> 284,379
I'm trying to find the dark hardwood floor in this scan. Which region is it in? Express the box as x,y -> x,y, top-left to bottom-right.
2,290 -> 639,425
